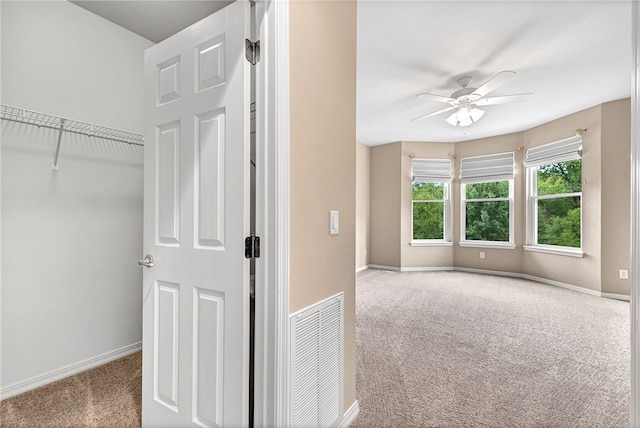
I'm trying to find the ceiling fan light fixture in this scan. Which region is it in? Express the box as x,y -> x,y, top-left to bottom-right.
458,116 -> 473,127
412,71 -> 530,128
445,106 -> 485,127
470,107 -> 485,122
457,107 -> 472,122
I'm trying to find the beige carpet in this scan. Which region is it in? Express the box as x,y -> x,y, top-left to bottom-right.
1,351 -> 141,428
352,269 -> 630,427
1,271 -> 630,427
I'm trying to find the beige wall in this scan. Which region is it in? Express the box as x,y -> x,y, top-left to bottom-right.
400,141 -> 455,268
521,105 -> 603,291
370,142 -> 402,267
289,0 -> 357,410
601,98 -> 631,296
367,100 -> 631,296
356,142 -> 371,270
454,133 -> 525,273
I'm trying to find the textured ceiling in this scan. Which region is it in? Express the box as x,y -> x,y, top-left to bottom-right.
357,1 -> 632,145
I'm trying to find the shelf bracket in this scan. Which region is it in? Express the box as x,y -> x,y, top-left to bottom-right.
52,118 -> 65,170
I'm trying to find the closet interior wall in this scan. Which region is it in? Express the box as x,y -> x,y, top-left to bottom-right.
1,1 -> 154,397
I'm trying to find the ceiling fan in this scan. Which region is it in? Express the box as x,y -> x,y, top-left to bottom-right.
411,71 -> 532,127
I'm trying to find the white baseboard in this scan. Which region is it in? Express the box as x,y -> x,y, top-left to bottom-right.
401,266 -> 454,272
454,267 -> 523,278
359,265 -> 455,273
367,264 -> 401,272
366,265 -> 630,302
337,400 -> 360,428
0,341 -> 142,400
519,273 -> 602,297
601,292 -> 631,302
460,268 -> 628,301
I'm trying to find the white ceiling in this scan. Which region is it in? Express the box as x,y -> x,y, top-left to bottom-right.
358,1 -> 632,145
70,1 -> 231,43
70,1 -> 632,146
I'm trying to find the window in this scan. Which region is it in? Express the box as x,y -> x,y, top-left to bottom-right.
411,158 -> 452,244
412,182 -> 447,240
460,152 -> 515,248
525,136 -> 582,255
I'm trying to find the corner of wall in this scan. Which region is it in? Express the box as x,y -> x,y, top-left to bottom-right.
601,98 -> 632,296
356,142 -> 371,270
369,142 -> 402,267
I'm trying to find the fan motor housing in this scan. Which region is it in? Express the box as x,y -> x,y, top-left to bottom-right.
451,87 -> 479,101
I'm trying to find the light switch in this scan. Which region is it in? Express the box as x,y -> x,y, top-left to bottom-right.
330,211 -> 339,235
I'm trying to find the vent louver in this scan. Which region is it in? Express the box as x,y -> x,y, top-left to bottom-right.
290,293 -> 344,427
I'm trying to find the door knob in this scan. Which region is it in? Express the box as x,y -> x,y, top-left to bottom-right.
138,254 -> 154,268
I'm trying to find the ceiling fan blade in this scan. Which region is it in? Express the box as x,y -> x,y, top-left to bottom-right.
417,92 -> 456,104
410,105 -> 457,122
476,93 -> 534,106
471,70 -> 517,98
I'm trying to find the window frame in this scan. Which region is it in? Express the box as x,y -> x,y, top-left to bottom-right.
525,161 -> 583,257
410,180 -> 452,246
458,151 -> 516,249
459,178 -> 516,249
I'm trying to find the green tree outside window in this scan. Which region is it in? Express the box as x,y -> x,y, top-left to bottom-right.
412,182 -> 445,240
464,180 -> 511,242
535,160 -> 582,248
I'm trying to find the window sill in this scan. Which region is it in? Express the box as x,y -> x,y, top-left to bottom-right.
459,241 -> 516,250
523,245 -> 584,258
410,241 -> 454,247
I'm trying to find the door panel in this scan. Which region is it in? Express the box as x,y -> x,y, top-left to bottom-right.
155,281 -> 180,411
142,2 -> 250,426
195,108 -> 226,249
193,288 -> 225,427
156,122 -> 180,246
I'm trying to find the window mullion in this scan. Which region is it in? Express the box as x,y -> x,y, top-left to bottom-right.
466,197 -> 511,203
534,192 -> 581,201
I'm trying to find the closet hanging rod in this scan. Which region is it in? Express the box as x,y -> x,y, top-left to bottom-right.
0,104 -> 144,147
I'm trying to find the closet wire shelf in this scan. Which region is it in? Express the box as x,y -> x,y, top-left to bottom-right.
0,104 -> 144,147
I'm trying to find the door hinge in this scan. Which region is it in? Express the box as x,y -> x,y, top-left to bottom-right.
245,233 -> 261,259
245,39 -> 260,65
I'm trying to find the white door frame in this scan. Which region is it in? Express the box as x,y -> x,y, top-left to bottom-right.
254,1 -> 290,426
257,2 -> 640,427
630,2 -> 639,426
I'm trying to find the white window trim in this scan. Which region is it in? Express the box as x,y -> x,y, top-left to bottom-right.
410,240 -> 454,247
459,241 -> 517,250
523,245 -> 584,258
411,181 -> 452,244
460,178 -> 515,246
526,165 -> 583,252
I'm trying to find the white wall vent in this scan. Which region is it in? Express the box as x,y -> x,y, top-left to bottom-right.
290,293 -> 344,428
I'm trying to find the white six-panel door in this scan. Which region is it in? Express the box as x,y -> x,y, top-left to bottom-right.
142,2 -> 250,426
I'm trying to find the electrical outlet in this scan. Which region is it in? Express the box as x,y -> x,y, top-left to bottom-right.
480,251 -> 485,259
619,269 -> 629,280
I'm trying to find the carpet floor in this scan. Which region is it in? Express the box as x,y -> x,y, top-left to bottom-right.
1,351 -> 141,427
351,269 -> 630,428
0,271 -> 630,427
